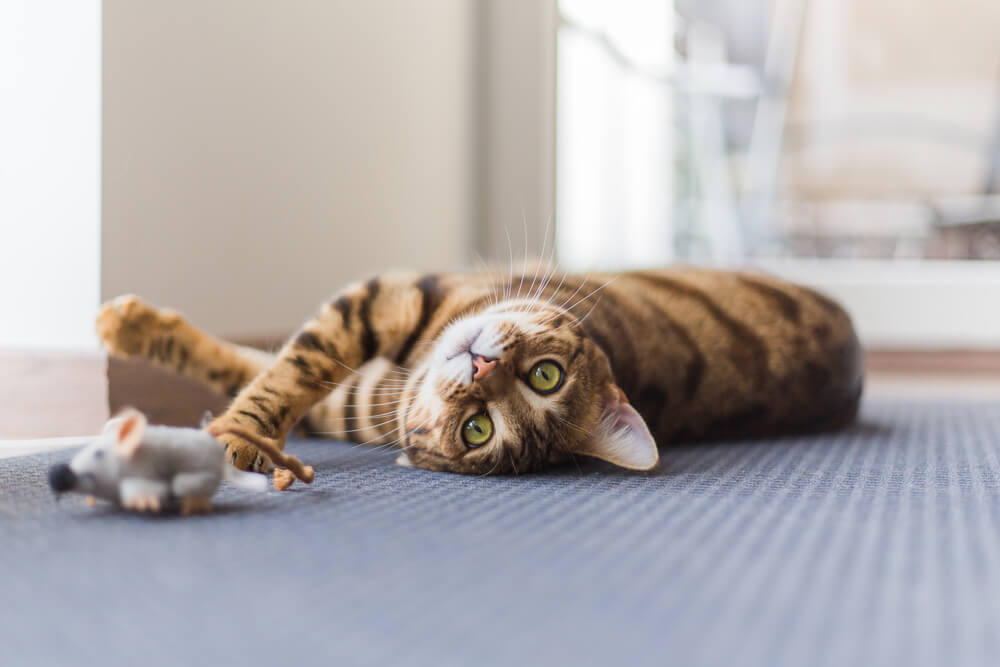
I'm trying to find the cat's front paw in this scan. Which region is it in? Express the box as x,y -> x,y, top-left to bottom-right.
217,431 -> 273,473
96,294 -> 180,357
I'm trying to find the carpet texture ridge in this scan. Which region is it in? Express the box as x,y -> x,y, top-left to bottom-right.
2,398 -> 1000,666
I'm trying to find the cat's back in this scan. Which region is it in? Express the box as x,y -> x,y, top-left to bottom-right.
590,267 -> 863,442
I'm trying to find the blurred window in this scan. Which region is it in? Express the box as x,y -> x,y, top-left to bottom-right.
0,1 -> 101,347
556,0 -> 1000,346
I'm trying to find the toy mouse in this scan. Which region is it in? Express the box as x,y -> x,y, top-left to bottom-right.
47,408 -> 314,515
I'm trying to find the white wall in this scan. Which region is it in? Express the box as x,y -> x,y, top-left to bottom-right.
102,0 -> 475,338
0,1 -> 101,347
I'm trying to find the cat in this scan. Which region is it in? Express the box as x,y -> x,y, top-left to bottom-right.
96,267 -> 863,475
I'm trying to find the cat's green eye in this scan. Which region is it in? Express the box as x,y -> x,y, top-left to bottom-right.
462,413 -> 494,448
527,360 -> 564,394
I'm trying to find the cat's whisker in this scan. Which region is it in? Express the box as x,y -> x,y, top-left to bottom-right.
553,413 -> 589,436
315,415 -> 402,436
502,225 -> 514,303
543,276 -> 619,325
474,252 -> 503,306
343,414 -> 436,452
380,366 -> 413,377
376,363 -> 413,375
317,375 -> 410,387
338,399 -> 404,408
327,406 -> 402,421
317,374 -> 409,391
545,275 -> 589,317
544,268 -> 570,307
314,380 -> 406,395
321,354 -> 411,381
316,374 -> 411,387
512,218 -> 532,302
377,416 -> 436,451
542,286 -> 608,331
519,213 -> 529,298
528,259 -> 554,299
523,220 -> 550,305
316,389 -> 403,401
552,279 -> 605,314
478,446 -> 504,477
339,409 -> 402,421
508,450 -> 519,475
571,294 -> 606,328
518,261 -> 550,312
530,261 -> 562,308
525,217 -> 558,306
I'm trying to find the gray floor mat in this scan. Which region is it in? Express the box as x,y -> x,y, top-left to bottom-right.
3,398 -> 1000,666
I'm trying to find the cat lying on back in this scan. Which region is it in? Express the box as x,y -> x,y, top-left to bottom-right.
97,267 -> 863,475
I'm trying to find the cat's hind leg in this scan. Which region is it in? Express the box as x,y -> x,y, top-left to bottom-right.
97,294 -> 273,398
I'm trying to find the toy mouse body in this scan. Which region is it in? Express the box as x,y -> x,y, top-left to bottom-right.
48,409 -> 277,514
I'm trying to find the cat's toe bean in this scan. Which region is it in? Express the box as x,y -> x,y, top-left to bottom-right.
96,295 -> 159,356
219,433 -> 271,472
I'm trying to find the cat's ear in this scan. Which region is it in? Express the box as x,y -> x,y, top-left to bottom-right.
576,385 -> 659,470
111,408 -> 148,459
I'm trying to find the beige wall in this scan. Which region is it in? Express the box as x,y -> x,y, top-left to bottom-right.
102,0 -> 476,338
475,0 -> 557,262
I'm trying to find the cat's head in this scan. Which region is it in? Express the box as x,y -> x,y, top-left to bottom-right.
396,299 -> 658,474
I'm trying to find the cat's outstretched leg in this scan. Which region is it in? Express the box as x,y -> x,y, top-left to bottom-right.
208,273 -> 478,471
97,294 -> 410,459
97,295 -> 272,397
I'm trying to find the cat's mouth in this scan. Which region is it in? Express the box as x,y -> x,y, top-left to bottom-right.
436,316 -> 507,386
445,327 -> 483,361
447,334 -> 499,383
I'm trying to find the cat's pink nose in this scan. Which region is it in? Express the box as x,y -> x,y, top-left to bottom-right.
472,355 -> 497,381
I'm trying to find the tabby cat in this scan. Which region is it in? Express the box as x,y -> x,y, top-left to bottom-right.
96,267 -> 863,475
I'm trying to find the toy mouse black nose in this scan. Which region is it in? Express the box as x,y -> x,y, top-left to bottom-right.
48,463 -> 77,493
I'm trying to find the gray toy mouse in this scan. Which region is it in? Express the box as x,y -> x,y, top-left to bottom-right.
48,408 -> 314,514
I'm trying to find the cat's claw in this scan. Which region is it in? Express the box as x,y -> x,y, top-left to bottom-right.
218,432 -> 273,473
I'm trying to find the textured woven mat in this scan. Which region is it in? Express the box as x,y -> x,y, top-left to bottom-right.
3,398 -> 1000,666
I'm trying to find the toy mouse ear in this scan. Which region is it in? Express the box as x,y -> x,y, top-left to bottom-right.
102,414 -> 126,434
575,384 -> 659,470
112,408 -> 148,459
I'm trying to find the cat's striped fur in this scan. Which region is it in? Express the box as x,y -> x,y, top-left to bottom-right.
97,267 -> 863,475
